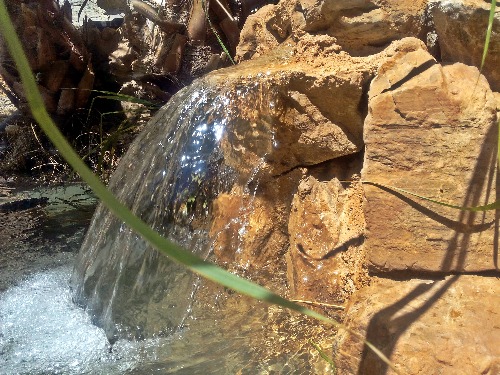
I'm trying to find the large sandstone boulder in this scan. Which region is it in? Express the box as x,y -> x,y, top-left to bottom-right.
336,275 -> 500,374
209,37 -> 378,299
217,38 -> 444,305
301,0 -> 429,54
362,40 -> 498,273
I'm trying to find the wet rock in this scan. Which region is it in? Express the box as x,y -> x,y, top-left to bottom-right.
71,36 -> 379,340
336,275 -> 500,375
62,0 -> 500,371
362,40 -> 498,273
209,170 -> 301,280
430,0 -> 500,91
214,39 -> 372,176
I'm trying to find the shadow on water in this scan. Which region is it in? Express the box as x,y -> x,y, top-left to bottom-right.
357,119 -> 499,374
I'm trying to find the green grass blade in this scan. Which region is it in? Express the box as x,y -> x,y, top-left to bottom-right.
362,180 -> 500,212
85,91 -> 158,128
88,90 -> 159,107
0,2 -> 398,372
480,0 -> 497,71
201,0 -> 236,65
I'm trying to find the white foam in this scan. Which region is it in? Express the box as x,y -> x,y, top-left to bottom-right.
0,265 -> 139,374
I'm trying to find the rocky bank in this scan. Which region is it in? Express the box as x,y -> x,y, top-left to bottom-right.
71,0 -> 500,372
229,0 -> 500,373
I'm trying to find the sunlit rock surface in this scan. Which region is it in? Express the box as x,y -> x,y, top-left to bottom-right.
362,41 -> 498,273
337,275 -> 500,374
431,0 -> 500,91
287,172 -> 367,304
236,0 -> 430,59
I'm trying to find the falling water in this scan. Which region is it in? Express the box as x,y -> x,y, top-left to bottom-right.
66,57 -> 335,371
70,80 -> 235,342
0,265 -> 138,374
1,58 -> 333,372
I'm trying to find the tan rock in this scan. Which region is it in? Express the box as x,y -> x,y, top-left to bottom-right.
287,176 -> 367,303
236,0 -> 304,61
336,276 -> 500,375
303,0 -> 428,54
214,38 -> 372,177
362,42 -> 499,273
431,0 -> 500,91
209,174 -> 298,279
236,0 -> 429,60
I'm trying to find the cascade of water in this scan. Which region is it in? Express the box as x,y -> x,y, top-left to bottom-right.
2,46 -> 360,371
70,70 -> 282,343
68,50 -> 350,372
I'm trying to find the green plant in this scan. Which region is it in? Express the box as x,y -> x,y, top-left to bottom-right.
81,90 -> 159,178
481,0 -> 497,72
201,0 -> 236,65
309,339 -> 336,371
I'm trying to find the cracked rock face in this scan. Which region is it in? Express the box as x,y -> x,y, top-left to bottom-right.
362,42 -> 498,273
431,0 -> 500,91
236,0 -> 430,59
208,38 -> 377,302
210,37 -> 371,178
228,4 -> 500,370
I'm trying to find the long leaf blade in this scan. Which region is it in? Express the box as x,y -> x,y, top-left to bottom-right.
480,0 -> 497,71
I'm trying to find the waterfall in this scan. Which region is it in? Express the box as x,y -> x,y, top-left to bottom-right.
70,69 -> 282,343
68,48 -> 355,372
